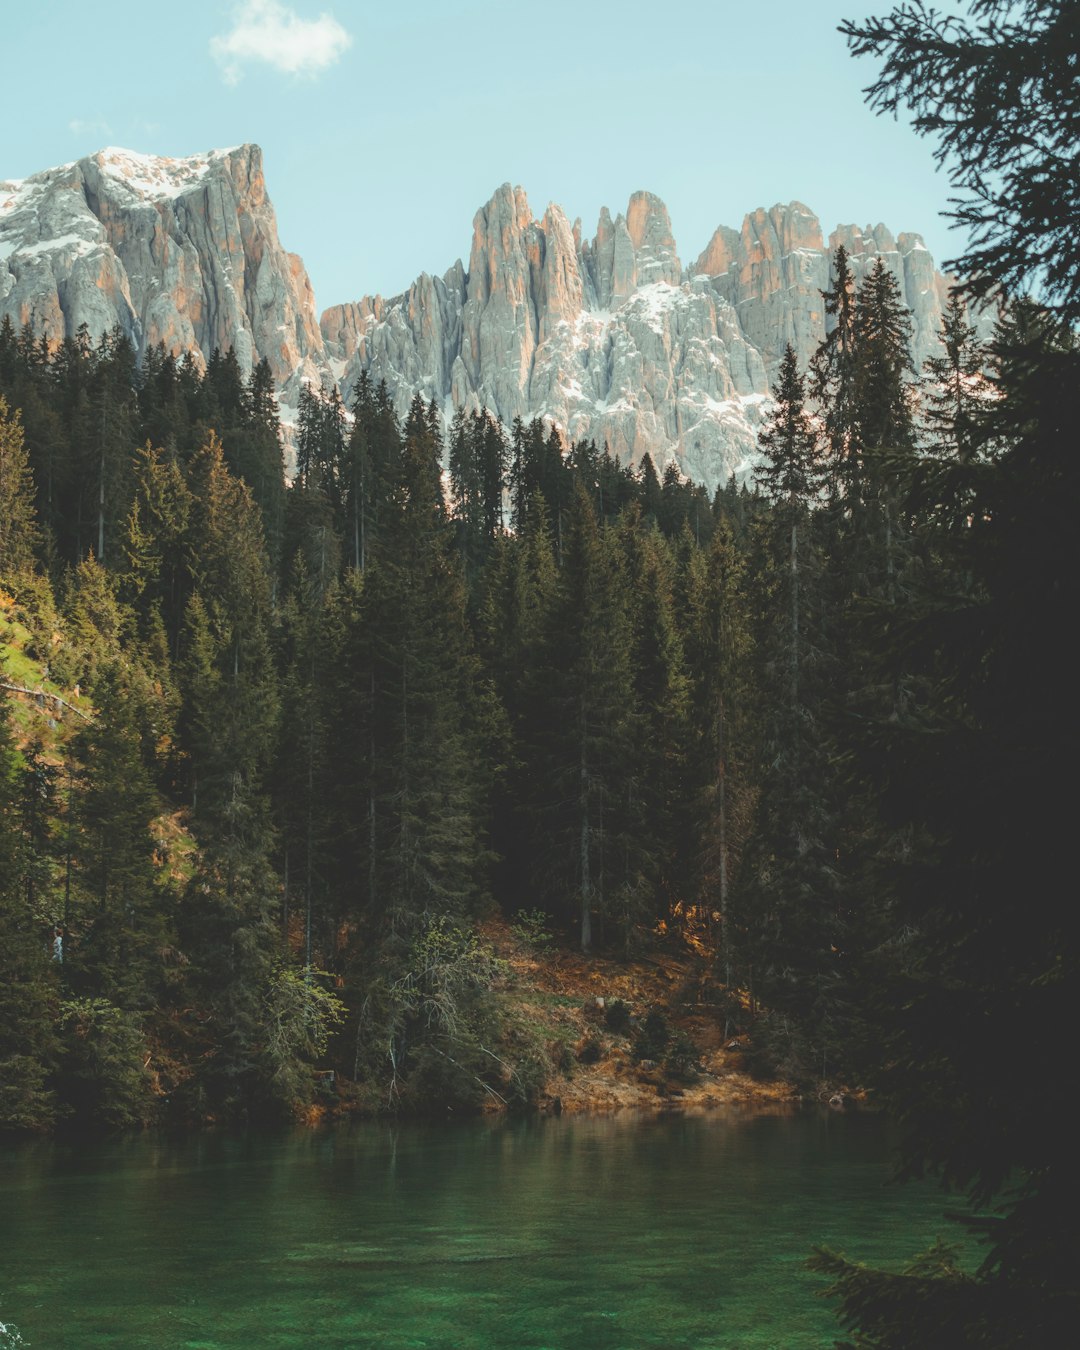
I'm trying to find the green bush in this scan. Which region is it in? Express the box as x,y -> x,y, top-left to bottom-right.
577,1036 -> 602,1065
663,1030 -> 700,1081
604,998 -> 632,1034
0,1052 -> 55,1132
55,998 -> 156,1129
509,907 -> 555,953
504,1051 -> 548,1113
260,966 -> 346,1115
633,1007 -> 670,1063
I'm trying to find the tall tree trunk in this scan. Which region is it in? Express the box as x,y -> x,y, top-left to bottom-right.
790,510 -> 800,705
580,694 -> 591,954
717,690 -> 732,1028
368,670 -> 376,915
98,448 -> 105,562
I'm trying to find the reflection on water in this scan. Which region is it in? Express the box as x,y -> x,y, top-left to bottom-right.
0,1110 -> 953,1348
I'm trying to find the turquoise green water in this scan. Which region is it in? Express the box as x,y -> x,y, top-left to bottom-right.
0,1110 -> 954,1349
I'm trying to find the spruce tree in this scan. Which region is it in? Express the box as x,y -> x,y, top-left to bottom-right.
681,519 -> 755,1001
810,244 -> 859,503
521,480 -> 633,951
921,289 -> 987,466
0,396 -> 40,580
0,696 -> 57,1130
755,346 -> 822,703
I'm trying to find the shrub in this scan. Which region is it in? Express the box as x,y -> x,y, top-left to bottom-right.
577,1036 -> 602,1065
509,907 -> 555,953
260,967 -> 346,1115
633,1007 -> 670,1063
55,998 -> 157,1129
504,1052 -> 548,1113
664,1030 -> 700,1081
604,998 -> 632,1035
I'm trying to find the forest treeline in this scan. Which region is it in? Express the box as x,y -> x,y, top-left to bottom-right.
0,244 -> 1046,1134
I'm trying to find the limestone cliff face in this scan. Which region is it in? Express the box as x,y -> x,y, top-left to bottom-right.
322,187 -> 958,490
0,145 -> 324,402
3,144 -> 962,491
323,185 -> 778,490
692,202 -> 954,381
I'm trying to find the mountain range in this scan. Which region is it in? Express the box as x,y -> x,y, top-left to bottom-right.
2,143 -> 958,488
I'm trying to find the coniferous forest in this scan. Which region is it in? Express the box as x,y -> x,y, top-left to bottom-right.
1,2 -> 1077,1344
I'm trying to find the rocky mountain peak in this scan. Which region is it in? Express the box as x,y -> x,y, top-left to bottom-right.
1,142 -> 323,407
5,145 -> 963,491
625,191 -> 681,286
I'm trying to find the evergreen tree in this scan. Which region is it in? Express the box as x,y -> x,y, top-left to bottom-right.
637,453 -> 663,525
810,244 -> 859,501
755,346 -> 822,703
120,442 -> 192,654
681,520 -> 755,999
842,0 -> 1080,324
0,396 -> 40,580
66,662 -> 169,1011
0,696 -> 57,1130
850,257 -> 918,599
921,289 -> 987,466
811,3 -> 1080,1340
341,373 -> 401,573
614,507 -> 691,945
522,480 -> 633,951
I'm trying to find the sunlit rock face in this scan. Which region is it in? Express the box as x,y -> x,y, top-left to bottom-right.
3,143 -> 962,492
324,188 -> 959,491
0,144 -> 324,408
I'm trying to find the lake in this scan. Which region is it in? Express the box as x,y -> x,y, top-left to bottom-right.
0,1109 -> 957,1348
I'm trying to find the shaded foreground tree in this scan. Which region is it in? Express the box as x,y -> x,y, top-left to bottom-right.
841,0 -> 1080,324
811,2 -> 1080,1343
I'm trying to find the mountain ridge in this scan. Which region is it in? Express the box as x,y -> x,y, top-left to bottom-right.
3,144 -> 957,488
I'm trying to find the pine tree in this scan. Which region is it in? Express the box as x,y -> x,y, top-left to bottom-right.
850,257 -> 918,598
0,695 -> 57,1130
174,437 -> 283,1115
120,442 -> 193,653
0,396 -> 40,580
810,244 -> 859,502
614,507 -> 691,946
637,453 -> 663,525
339,373 -> 402,574
681,520 -> 755,1000
66,662 -> 169,1011
521,480 -> 633,951
811,3 -> 1080,1338
921,289 -> 987,466
755,346 -> 822,703
336,392 -> 490,938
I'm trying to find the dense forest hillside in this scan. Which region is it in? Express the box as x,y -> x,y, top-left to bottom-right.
0,237 -> 1035,1131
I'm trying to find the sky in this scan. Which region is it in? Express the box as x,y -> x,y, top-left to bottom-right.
1,0 -> 965,313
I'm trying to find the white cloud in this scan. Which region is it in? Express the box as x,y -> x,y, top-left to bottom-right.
211,0 -> 352,85
69,117 -> 113,138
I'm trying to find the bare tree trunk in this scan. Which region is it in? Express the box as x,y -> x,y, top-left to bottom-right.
580,694 -> 591,954
306,739 -> 314,973
282,845 -> 290,945
98,449 -> 105,561
790,512 -> 800,704
718,691 -> 732,1032
368,670 -> 376,914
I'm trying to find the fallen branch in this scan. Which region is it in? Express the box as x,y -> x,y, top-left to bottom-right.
0,680 -> 91,721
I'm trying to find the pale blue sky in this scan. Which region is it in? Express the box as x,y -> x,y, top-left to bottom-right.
1,0 -> 962,312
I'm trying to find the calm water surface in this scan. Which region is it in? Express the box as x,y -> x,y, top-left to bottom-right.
0,1109 -> 955,1349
